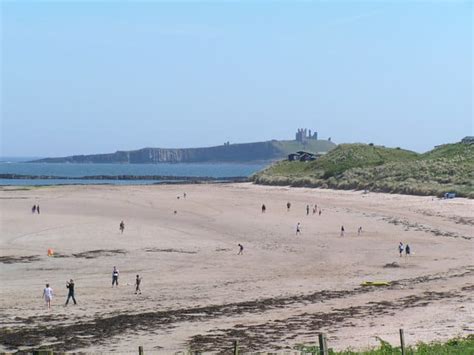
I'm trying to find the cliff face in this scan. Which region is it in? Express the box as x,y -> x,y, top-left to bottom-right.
33,140 -> 336,163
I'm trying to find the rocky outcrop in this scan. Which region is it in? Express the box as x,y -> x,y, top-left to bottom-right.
32,140 -> 336,164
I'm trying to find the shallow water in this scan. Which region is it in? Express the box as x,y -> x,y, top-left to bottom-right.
0,162 -> 267,186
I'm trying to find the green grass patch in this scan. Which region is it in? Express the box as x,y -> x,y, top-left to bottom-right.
294,334 -> 474,354
252,142 -> 474,198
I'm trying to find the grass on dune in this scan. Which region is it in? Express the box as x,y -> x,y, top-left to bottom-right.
252,142 -> 474,198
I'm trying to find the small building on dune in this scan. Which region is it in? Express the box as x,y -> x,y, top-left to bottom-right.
461,136 -> 474,144
288,151 -> 325,162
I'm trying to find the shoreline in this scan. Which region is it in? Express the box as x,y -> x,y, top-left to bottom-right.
2,179 -> 471,200
0,173 -> 249,181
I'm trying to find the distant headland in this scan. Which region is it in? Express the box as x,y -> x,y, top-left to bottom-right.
31,129 -> 336,164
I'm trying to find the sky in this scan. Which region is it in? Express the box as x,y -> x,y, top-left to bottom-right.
1,0 -> 472,157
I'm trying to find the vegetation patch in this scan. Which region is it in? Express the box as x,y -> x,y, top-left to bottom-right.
71,249 -> 127,259
0,255 -> 41,264
295,334 -> 474,354
252,142 -> 474,198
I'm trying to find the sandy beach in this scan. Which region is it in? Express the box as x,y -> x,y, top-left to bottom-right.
0,183 -> 472,353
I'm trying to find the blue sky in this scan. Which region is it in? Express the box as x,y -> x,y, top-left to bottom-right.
1,1 -> 472,156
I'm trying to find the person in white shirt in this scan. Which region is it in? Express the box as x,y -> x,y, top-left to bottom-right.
43,283 -> 53,309
399,242 -> 404,257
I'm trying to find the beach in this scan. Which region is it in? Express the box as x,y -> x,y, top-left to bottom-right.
0,183 -> 472,353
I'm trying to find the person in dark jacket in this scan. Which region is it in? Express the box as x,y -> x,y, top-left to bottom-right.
65,279 -> 77,305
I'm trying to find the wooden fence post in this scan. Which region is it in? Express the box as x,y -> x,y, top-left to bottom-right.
399,329 -> 405,355
318,333 -> 328,355
138,345 -> 144,355
233,340 -> 238,355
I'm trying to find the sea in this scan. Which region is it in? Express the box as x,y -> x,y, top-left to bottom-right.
0,157 -> 268,186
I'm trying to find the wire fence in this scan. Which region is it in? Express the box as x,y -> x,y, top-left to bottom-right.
25,326 -> 474,355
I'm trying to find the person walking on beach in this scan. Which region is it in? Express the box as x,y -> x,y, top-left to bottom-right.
287,202 -> 291,211
313,206 -> 316,215
32,205 -> 37,214
399,242 -> 404,257
37,205 -> 40,214
119,221 -> 125,234
65,279 -> 77,305
135,275 -> 142,294
340,225 -> 345,237
296,222 -> 301,235
238,243 -> 244,255
306,205 -> 310,215
405,244 -> 411,256
43,283 -> 53,309
183,192 -> 187,199
261,204 -> 266,213
319,209 -> 322,216
358,226 -> 362,235
112,266 -> 119,287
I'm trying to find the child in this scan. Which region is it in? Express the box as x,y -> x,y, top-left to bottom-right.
399,242 -> 404,257
238,243 -> 244,255
43,283 -> 53,309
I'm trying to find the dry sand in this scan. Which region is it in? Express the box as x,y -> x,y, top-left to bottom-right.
0,183 -> 472,353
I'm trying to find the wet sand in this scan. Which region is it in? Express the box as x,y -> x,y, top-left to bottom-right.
0,183 -> 472,353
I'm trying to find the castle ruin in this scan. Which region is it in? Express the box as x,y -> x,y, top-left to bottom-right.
295,128 -> 318,142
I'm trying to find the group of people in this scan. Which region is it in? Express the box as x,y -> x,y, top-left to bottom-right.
42,267 -> 143,308
264,202 -> 323,215
398,242 -> 411,257
112,267 -> 142,294
285,202 -> 323,216
264,202 -> 366,238
40,192 -> 414,309
339,225 -> 363,237
305,204 -> 322,216
111,266 -> 142,294
42,279 -> 76,309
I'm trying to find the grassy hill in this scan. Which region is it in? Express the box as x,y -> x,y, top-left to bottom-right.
252,142 -> 474,198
